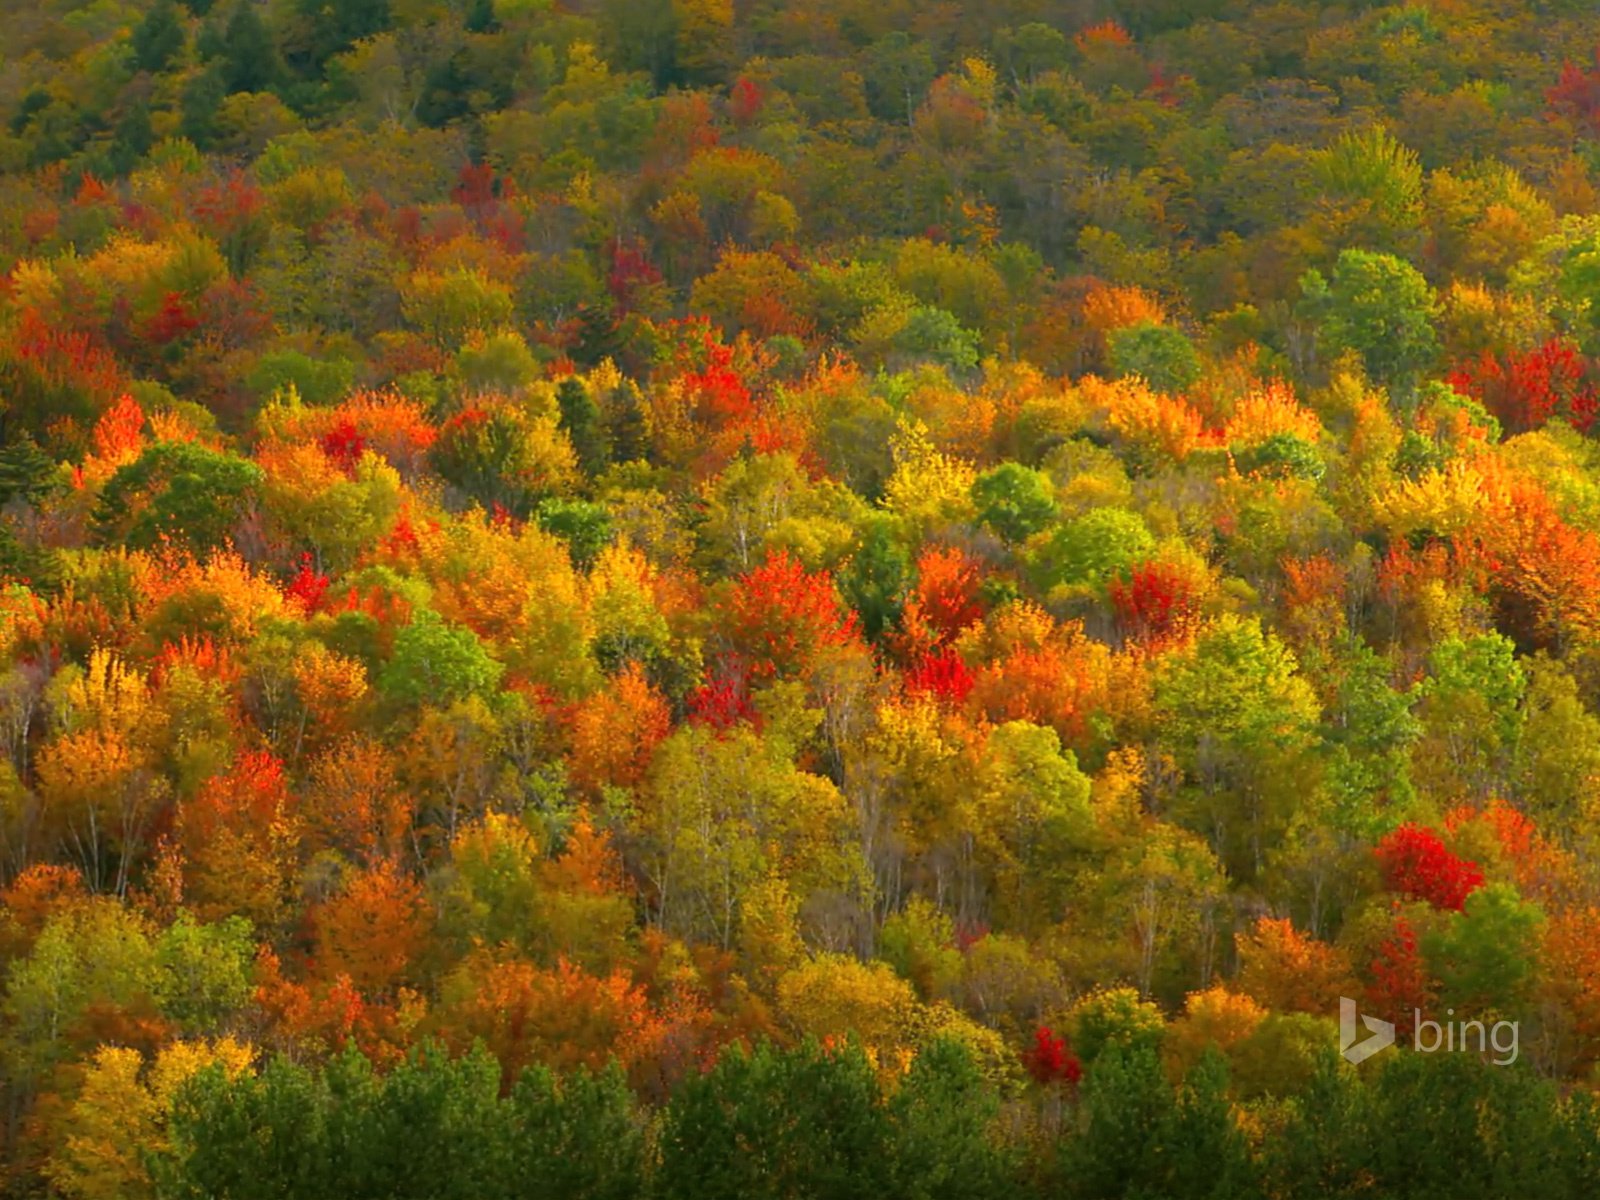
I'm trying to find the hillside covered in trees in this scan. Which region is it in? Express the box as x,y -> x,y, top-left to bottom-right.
8,0 -> 1600,1195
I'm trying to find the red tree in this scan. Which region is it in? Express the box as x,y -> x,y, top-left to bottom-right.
1374,823 -> 1484,912
319,419 -> 367,475
1448,340 -> 1598,435
1022,1025 -> 1083,1086
903,647 -> 976,706
1365,909 -> 1435,1040
1547,47 -> 1600,135
286,553 -> 330,614
725,551 -> 860,680
1109,560 -> 1199,642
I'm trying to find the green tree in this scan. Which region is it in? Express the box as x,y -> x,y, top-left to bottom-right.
1107,321 -> 1203,395
132,0 -> 187,74
379,611 -> 504,710
1299,249 -> 1439,399
656,1039 -> 891,1200
556,378 -> 611,479
1031,507 -> 1155,590
154,912 -> 254,1032
889,1038 -> 1016,1200
93,442 -> 263,557
970,462 -> 1057,544
503,1063 -> 644,1200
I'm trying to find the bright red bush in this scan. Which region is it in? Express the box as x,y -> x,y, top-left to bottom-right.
903,647 -> 976,706
1023,1025 -> 1083,1086
1374,823 -> 1484,911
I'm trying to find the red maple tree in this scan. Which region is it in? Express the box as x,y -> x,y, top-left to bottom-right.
1022,1025 -> 1083,1086
1374,823 -> 1484,912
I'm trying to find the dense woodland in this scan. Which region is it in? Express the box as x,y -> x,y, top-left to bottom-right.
8,0 -> 1600,1195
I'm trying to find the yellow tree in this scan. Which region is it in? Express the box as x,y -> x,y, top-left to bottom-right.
43,1038 -> 253,1200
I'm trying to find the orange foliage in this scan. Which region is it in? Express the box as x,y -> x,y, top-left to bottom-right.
1542,906 -> 1600,1072
1076,18 -> 1134,50
1090,375 -> 1206,464
965,618 -> 1116,751
435,952 -> 669,1090
1236,917 -> 1358,1014
1475,479 -> 1600,649
0,864 -> 86,957
177,752 -> 301,928
1443,799 -> 1575,903
304,736 -> 414,865
897,546 -> 987,656
1222,380 -> 1322,447
254,945 -> 417,1066
569,665 -> 672,795
310,864 -> 431,995
89,395 -> 145,465
1281,552 -> 1348,648
134,549 -> 293,646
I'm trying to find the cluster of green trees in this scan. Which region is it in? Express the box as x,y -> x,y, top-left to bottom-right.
157,1037 -> 1600,1200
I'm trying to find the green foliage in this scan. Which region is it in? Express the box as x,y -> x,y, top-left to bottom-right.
971,462 -> 1057,544
1299,250 -> 1439,397
1031,507 -> 1155,589
379,611 -> 504,709
1107,321 -> 1203,395
536,497 -> 613,568
154,912 -> 255,1031
93,442 -> 263,556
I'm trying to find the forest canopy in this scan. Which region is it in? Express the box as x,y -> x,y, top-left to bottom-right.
6,0 -> 1600,1196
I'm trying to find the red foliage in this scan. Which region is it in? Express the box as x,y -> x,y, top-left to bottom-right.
682,339 -> 755,431
903,647 -> 976,706
1023,1025 -> 1083,1086
189,172 -> 266,237
142,292 -> 201,345
1547,47 -> 1600,134
726,550 -> 860,680
452,161 -> 499,212
608,238 -> 664,310
730,76 -> 765,126
184,751 -> 293,849
15,310 -> 127,401
686,659 -> 759,732
286,553 -> 330,615
907,546 -> 986,646
154,634 -> 239,686
1374,823 -> 1485,912
1109,560 -> 1199,642
1365,909 -> 1434,1040
1145,64 -> 1186,108
1447,340 -> 1598,435
319,419 -> 368,475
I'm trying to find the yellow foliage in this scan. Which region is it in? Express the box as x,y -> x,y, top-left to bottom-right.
55,648 -> 149,737
1373,458 -> 1497,540
1222,380 -> 1322,448
1087,375 -> 1205,464
777,954 -> 919,1060
883,418 -> 977,536
45,1038 -> 253,1200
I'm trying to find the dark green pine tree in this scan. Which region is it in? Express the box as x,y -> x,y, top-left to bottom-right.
132,0 -> 187,73
218,0 -> 285,94
0,437 -> 60,507
603,379 -> 649,466
556,377 -> 611,479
